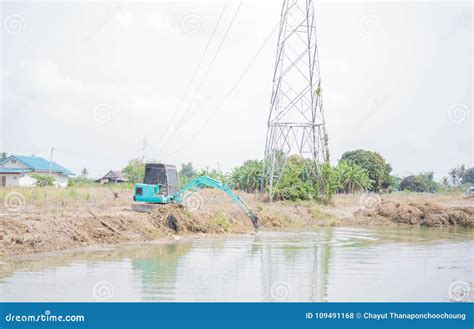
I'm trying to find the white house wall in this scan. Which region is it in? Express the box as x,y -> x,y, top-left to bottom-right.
19,174 -> 36,187
0,174 -> 20,187
4,172 -> 70,187
51,173 -> 68,187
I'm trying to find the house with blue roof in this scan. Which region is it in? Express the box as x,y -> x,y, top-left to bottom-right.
0,155 -> 74,187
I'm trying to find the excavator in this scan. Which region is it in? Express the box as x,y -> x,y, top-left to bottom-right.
132,163 -> 259,230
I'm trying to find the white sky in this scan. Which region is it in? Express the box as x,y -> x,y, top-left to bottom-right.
0,0 -> 472,179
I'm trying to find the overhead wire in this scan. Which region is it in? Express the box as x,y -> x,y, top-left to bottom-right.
159,0 -> 244,154
155,1 -> 230,146
162,22 -> 280,158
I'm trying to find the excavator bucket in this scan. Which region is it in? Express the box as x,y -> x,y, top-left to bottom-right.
248,212 -> 260,230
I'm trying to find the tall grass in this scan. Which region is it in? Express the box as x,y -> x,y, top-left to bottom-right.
0,185 -> 134,208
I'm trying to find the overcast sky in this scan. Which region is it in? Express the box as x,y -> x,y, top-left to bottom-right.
0,0 -> 472,179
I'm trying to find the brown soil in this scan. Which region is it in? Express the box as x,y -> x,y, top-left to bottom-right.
0,189 -> 472,259
361,200 -> 474,227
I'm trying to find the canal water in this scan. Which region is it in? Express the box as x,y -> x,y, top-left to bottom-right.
0,227 -> 472,302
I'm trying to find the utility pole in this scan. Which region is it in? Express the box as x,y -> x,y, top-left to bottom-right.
262,0 -> 329,200
48,147 -> 54,176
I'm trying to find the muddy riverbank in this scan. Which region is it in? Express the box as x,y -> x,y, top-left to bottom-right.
0,189 -> 472,259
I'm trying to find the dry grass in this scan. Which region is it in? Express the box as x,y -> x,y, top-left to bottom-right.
0,186 -> 132,211
0,186 -> 467,209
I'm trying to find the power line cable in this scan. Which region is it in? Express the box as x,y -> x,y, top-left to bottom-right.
159,0 -> 244,154
156,1 -> 229,145
162,22 -> 279,158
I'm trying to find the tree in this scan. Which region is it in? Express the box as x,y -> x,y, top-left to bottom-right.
334,160 -> 372,193
441,177 -> 449,186
272,155 -> 319,201
458,165 -> 466,181
81,168 -> 88,177
0,152 -> 7,161
230,160 -> 263,193
228,155 -> 337,202
400,172 -> 437,192
449,168 -> 459,185
446,165 -> 474,186
390,175 -> 402,191
341,149 -> 392,192
462,167 -> 474,184
400,175 -> 424,192
31,174 -> 54,187
195,168 -> 230,184
122,158 -> 145,183
179,162 -> 195,179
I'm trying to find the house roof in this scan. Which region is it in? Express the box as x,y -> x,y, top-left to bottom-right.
101,170 -> 127,180
0,155 -> 75,175
0,168 -> 31,173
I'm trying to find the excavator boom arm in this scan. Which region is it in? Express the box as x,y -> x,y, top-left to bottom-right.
171,176 -> 259,230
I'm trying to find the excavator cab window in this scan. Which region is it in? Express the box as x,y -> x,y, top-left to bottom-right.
143,163 -> 179,196
165,167 -> 179,196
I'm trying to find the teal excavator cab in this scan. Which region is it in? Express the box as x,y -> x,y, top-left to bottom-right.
134,163 -> 178,204
133,163 -> 259,230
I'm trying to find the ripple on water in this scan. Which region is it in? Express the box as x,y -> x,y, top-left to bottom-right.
0,227 -> 472,302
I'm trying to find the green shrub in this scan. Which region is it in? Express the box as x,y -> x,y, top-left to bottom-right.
334,160 -> 372,193
208,212 -> 232,232
31,174 -> 54,187
230,160 -> 263,193
272,155 -> 319,201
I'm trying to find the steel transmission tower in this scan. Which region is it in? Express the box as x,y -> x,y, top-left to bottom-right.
262,0 -> 328,199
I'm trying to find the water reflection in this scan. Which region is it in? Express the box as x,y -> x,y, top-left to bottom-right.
0,227 -> 472,302
131,243 -> 192,301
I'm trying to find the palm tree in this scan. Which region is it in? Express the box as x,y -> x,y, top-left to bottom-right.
230,160 -> 263,192
335,160 -> 372,193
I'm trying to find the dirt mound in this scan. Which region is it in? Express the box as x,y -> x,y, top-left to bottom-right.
363,200 -> 474,227
0,207 -> 160,258
0,202 -> 257,259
